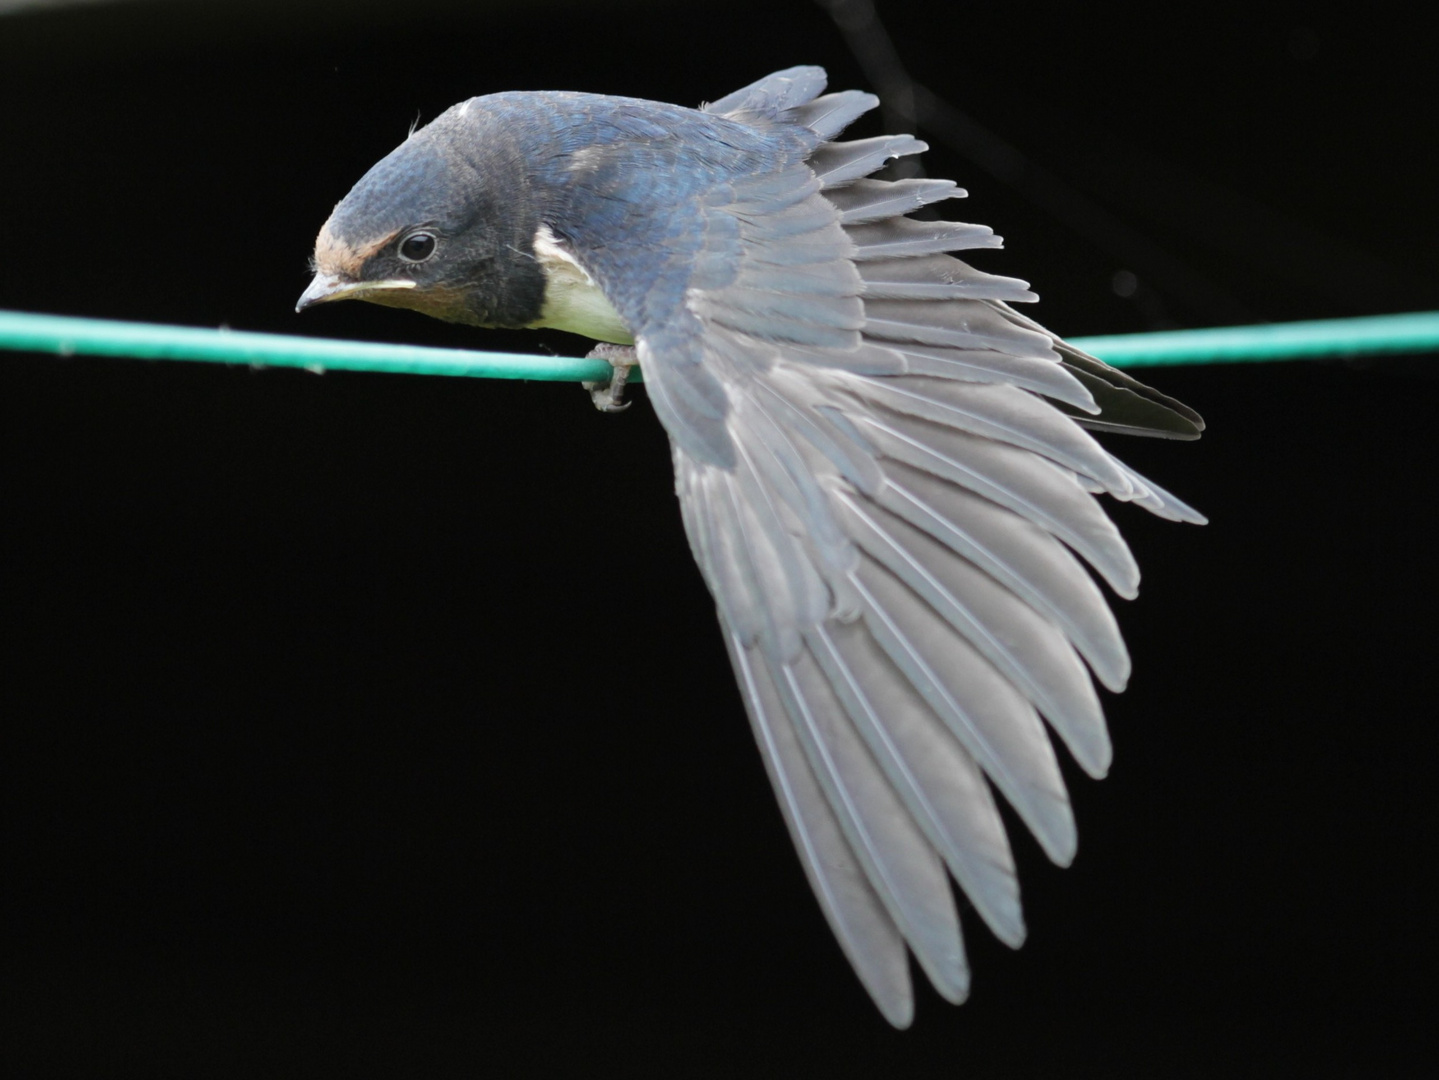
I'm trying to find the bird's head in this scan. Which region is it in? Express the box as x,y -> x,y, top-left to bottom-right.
296,104 -> 547,328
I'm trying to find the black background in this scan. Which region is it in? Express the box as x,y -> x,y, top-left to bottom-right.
2,1 -> 1435,1075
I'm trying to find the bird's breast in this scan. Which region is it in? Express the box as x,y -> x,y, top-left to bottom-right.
525,226 -> 634,344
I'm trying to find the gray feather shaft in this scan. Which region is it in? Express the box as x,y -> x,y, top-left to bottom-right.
834,493 -> 1112,778
873,470 -> 1132,691
858,378 -> 1133,494
793,90 -> 880,140
725,630 -> 914,1027
855,413 -> 1140,596
809,624 -> 1026,946
847,219 -> 1002,260
809,135 -> 928,187
857,253 -> 1036,304
824,178 -> 964,224
894,343 -> 1099,411
847,560 -> 1078,866
775,651 -> 970,1003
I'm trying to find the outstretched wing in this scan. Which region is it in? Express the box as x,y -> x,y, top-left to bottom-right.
584,67 -> 1204,1027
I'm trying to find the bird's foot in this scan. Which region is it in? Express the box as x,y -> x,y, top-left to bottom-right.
582,343 -> 638,413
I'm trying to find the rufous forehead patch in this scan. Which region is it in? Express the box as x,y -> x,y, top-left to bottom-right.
312,219 -> 402,279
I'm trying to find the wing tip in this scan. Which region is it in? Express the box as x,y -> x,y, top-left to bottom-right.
860,971 -> 914,1028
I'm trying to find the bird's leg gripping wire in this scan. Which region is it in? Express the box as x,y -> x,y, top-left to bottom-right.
582,343 -> 638,412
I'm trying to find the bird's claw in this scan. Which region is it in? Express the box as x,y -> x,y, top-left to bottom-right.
582,344 -> 638,413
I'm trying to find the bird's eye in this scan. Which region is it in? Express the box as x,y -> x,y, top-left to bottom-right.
398,232 -> 437,262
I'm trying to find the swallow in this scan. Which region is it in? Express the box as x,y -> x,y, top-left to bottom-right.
298,66 -> 1204,1027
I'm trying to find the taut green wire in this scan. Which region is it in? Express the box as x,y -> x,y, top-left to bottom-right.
1069,310 -> 1439,366
2,308 -> 1438,380
0,310 -> 611,382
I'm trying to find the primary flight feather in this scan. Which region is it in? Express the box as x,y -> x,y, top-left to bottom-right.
298,66 -> 1204,1027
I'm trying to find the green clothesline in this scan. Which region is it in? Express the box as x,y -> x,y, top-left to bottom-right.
2,308 -> 1437,382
